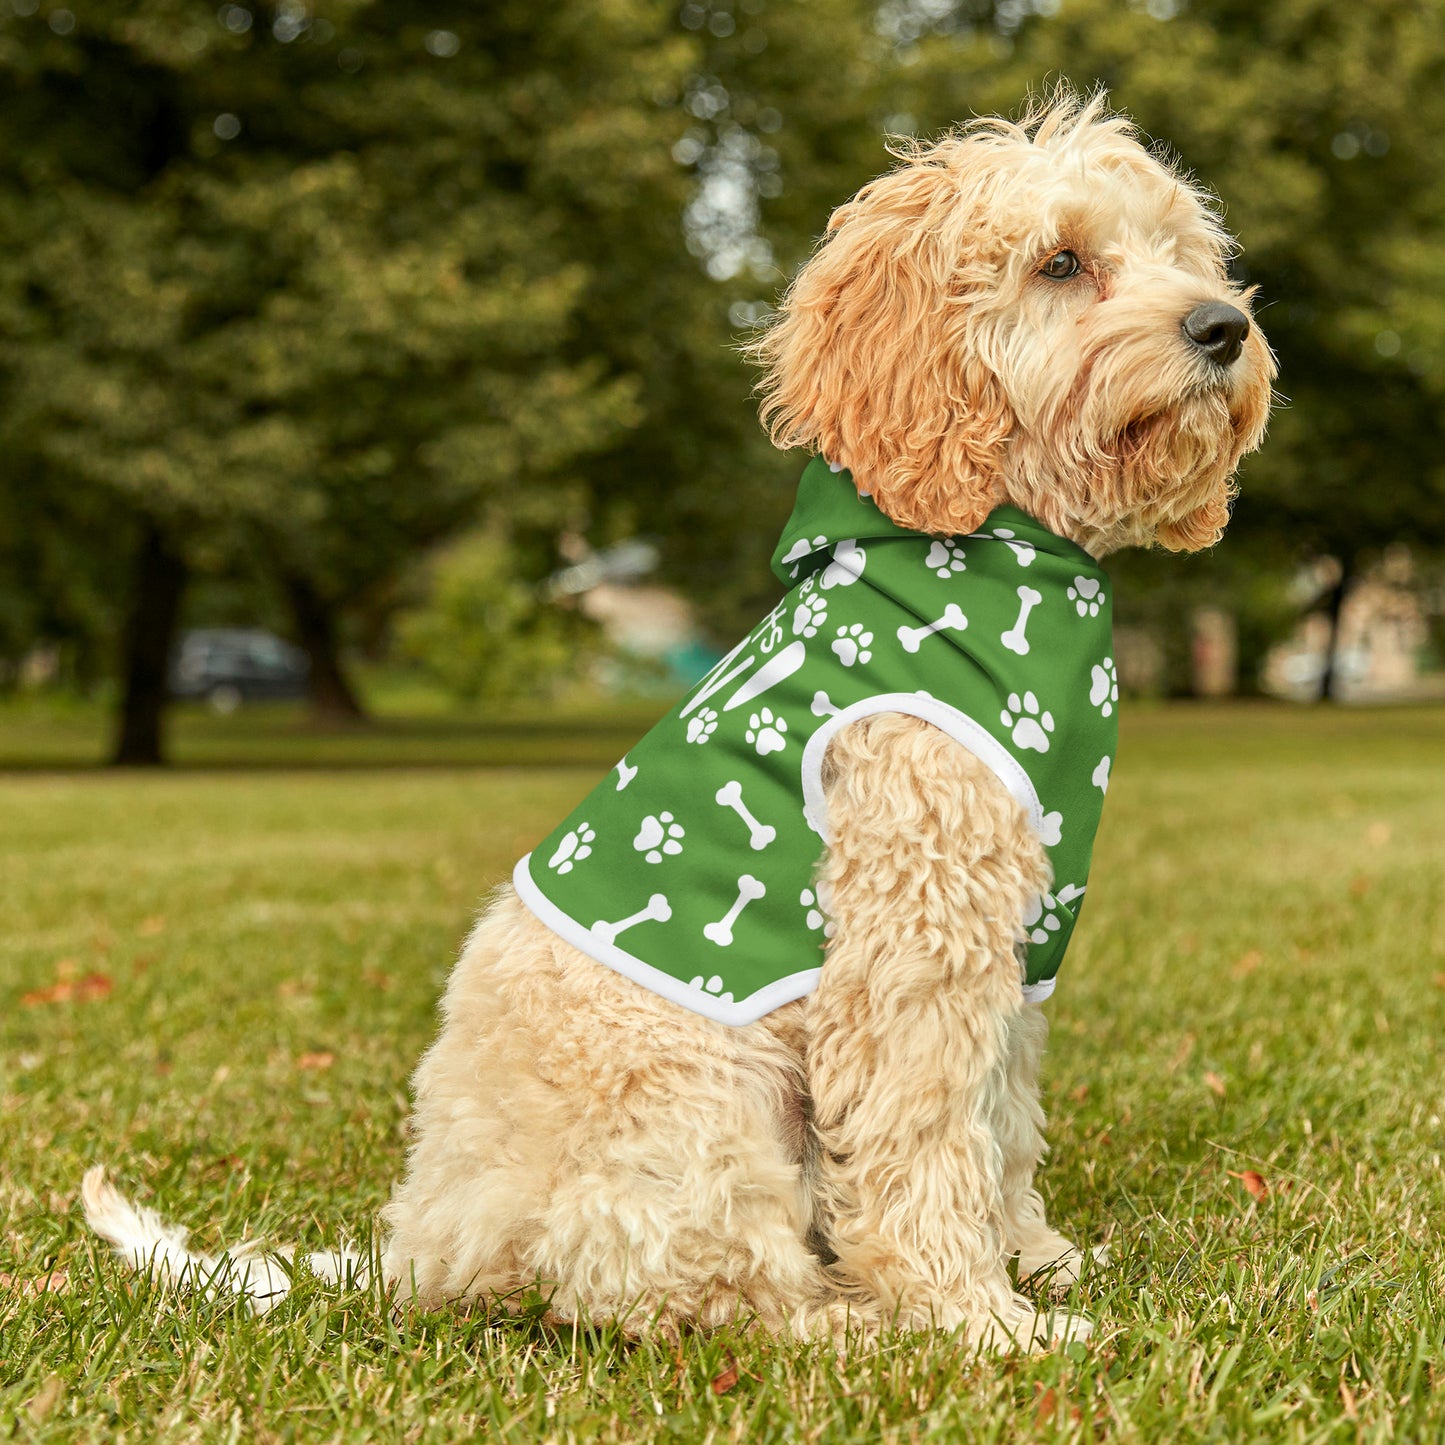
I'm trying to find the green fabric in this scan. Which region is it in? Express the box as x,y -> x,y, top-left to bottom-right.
514,458 -> 1119,1025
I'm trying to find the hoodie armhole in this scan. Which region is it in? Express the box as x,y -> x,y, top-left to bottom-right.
799,693 -> 1044,842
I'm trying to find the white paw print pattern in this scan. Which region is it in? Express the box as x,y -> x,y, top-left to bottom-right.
925,538 -> 967,578
633,812 -> 685,864
793,591 -> 828,637
821,538 -> 867,589
1000,691 -> 1054,753
800,887 -> 837,939
686,707 -> 718,744
548,822 -> 595,874
746,707 -> 788,756
1090,658 -> 1119,717
1068,576 -> 1105,617
687,974 -> 733,1002
778,533 -> 827,579
1021,890 -> 1064,947
831,623 -> 873,667
1092,755 -> 1111,793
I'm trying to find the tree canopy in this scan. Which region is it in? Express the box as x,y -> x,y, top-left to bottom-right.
1,0 -> 1441,752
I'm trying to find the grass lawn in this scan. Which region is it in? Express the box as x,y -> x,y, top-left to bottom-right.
2,701 -> 1443,1442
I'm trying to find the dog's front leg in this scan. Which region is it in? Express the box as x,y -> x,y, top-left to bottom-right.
806,713 -> 1088,1350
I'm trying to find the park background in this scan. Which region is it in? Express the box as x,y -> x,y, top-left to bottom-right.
2,2 -> 1444,1442
2,0 -> 1445,752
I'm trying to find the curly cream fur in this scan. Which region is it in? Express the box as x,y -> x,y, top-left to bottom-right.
86,90 -> 1272,1353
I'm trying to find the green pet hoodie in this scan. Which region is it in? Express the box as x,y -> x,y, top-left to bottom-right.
513,458 -> 1119,1026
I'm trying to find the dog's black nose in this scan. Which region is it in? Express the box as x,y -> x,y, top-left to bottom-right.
1182,302 -> 1250,367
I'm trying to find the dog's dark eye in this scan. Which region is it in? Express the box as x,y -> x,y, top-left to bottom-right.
1041,250 -> 1081,280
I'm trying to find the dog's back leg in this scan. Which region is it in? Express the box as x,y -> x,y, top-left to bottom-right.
383,890 -> 836,1338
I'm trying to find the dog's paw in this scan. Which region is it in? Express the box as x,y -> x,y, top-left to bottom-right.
1017,1239 -> 1110,1294
970,1296 -> 1093,1354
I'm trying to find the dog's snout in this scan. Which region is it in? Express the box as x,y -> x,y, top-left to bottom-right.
1182,302 -> 1250,367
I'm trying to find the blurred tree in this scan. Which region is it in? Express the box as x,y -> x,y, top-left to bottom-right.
0,0 -> 689,758
8,0 -> 1445,746
395,528 -> 595,706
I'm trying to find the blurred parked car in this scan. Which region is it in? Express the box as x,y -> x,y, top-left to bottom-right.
169,629 -> 310,712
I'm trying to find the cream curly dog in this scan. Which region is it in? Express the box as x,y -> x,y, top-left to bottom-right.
85,93 -> 1273,1350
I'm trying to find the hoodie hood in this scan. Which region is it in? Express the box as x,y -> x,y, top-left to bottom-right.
771,456 -> 1097,589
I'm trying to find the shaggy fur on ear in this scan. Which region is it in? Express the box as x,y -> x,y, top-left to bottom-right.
749,139 -> 1016,536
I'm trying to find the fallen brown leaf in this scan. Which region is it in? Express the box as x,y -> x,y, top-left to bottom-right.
1069,1083 -> 1089,1103
1433,973 -> 1445,990
710,1355 -> 740,1396
1231,950 -> 1263,978
1348,875 -> 1372,898
0,1267 -> 70,1298
1228,1169 -> 1268,1200
1034,1386 -> 1058,1426
138,915 -> 166,937
21,973 -> 113,1007
1204,1071 -> 1227,1098
295,1051 -> 335,1071
361,969 -> 394,992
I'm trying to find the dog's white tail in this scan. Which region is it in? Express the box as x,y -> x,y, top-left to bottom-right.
81,1166 -> 368,1315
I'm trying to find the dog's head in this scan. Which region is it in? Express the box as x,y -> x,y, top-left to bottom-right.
752,90 -> 1275,554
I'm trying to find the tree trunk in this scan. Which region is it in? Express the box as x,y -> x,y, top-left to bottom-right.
284,572 -> 367,723
111,523 -> 187,766
1317,552 -> 1355,703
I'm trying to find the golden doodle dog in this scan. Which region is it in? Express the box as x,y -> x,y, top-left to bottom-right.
85,92 -> 1273,1350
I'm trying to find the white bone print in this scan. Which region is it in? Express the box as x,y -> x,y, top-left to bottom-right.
897,603 -> 968,654
614,757 -> 637,790
1000,585 -> 1044,656
810,690 -> 838,718
992,528 -> 1036,566
591,892 -> 671,945
703,874 -> 766,946
715,779 -> 775,850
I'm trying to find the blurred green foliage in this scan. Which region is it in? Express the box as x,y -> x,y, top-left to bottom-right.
2,0 -> 1444,754
395,529 -> 596,705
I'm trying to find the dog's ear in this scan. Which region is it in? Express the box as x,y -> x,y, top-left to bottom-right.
750,148 -> 1013,536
